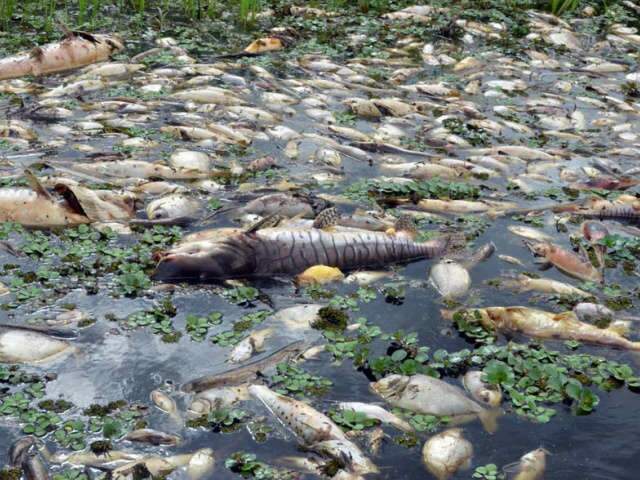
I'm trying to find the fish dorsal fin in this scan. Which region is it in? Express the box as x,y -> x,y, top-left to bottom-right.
553,311 -> 577,323
24,170 -> 53,201
245,214 -> 281,234
394,214 -> 417,237
313,207 -> 339,230
52,184 -> 88,217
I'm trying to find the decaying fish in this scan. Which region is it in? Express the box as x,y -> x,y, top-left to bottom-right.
228,328 -> 273,363
124,429 -> 181,446
506,448 -> 548,480
422,428 -> 473,480
443,306 -> 640,350
370,374 -> 498,432
182,340 -> 306,393
297,265 -> 345,285
0,326 -> 73,364
462,371 -> 502,408
429,259 -> 470,299
154,228 -> 453,281
527,241 -> 602,283
0,32 -> 123,81
187,385 -> 250,418
499,274 -> 591,297
250,385 -> 378,475
337,402 -> 413,432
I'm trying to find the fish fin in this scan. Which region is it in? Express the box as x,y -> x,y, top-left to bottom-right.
536,260 -> 553,270
245,214 -> 281,233
52,184 -> 88,216
313,207 -> 340,230
393,214 -> 418,238
553,311 -> 578,323
478,408 -> 501,434
24,170 -> 53,201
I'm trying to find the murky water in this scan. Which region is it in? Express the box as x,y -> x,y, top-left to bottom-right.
1,7 -> 640,478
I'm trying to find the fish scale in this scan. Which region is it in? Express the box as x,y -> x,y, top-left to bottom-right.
155,228 -> 449,280
252,228 -> 445,274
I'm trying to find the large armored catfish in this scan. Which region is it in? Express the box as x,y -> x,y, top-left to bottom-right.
153,227 -> 450,281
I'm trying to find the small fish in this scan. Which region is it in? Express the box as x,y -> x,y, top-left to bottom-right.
182,340 -> 306,393
186,448 -> 215,479
187,385 -> 250,418
228,328 -> 273,363
422,428 -> 473,480
508,225 -> 552,242
249,384 -> 348,444
500,274 -> 591,297
527,241 -> 602,283
310,439 -> 379,475
337,402 -> 413,432
343,271 -> 394,286
508,448 -> 548,480
150,390 -> 179,420
124,429 -> 181,446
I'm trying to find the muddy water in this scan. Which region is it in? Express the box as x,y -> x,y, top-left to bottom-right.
1,14 -> 640,479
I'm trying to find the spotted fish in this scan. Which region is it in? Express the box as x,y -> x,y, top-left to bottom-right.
153,227 -> 452,281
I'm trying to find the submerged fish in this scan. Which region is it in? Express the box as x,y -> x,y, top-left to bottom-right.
527,241 -> 602,283
154,228 -> 452,281
508,448 -> 548,480
182,340 -> 306,393
444,306 -> 640,350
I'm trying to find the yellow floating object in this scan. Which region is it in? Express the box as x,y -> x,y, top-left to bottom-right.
244,37 -> 284,54
296,265 -> 344,286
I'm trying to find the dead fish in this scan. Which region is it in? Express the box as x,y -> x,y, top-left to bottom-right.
154,228 -> 452,281
526,241 -> 602,283
443,306 -> 640,350
228,328 -> 273,363
429,260 -> 471,299
572,302 -> 618,325
0,33 -> 123,81
146,194 -> 200,220
186,448 -> 215,479
343,271 -> 394,286
187,385 -> 250,418
124,429 -> 181,446
500,274 -> 591,297
150,390 -> 179,421
0,326 -> 73,364
249,384 -> 348,444
370,374 -> 498,432
581,221 -> 609,269
182,340 -> 306,393
508,225 -> 552,242
337,402 -> 413,432
462,371 -> 502,408
310,440 -> 379,475
422,428 -> 473,480
240,193 -> 326,218
507,448 -> 548,480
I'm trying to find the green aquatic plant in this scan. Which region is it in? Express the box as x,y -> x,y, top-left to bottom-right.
185,312 -> 223,341
239,0 -> 260,28
473,464 -> 504,480
329,408 -> 379,431
270,363 -> 332,397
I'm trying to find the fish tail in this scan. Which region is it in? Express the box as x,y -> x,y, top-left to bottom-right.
478,408 -> 501,434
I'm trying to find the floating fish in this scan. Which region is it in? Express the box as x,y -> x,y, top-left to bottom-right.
443,306 -> 640,350
422,428 -> 473,480
154,228 -> 453,281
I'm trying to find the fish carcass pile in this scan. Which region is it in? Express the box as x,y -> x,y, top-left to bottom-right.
1,4 -> 640,479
